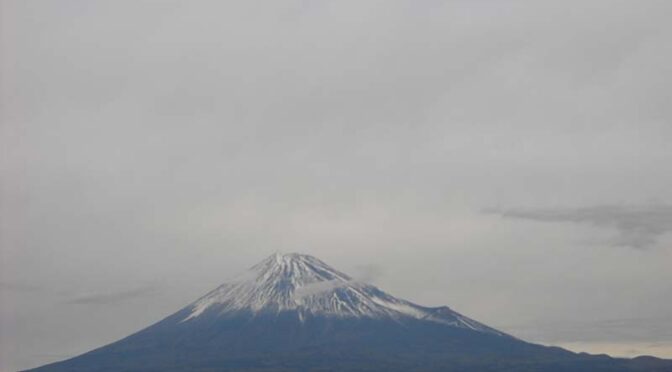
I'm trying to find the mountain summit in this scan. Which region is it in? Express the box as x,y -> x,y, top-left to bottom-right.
183,253 -> 501,335
27,253 -> 672,372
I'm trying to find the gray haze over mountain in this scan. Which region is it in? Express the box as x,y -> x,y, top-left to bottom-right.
1,1 -> 671,371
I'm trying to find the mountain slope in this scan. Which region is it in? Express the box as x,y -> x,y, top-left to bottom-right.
182,253 -> 503,334
26,253 -> 672,372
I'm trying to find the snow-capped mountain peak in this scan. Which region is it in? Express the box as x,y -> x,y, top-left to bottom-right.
182,253 -> 503,335
184,253 -> 356,319
32,253 -> 672,372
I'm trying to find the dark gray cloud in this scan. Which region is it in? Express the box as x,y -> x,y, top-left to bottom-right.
487,204 -> 672,249
65,287 -> 159,305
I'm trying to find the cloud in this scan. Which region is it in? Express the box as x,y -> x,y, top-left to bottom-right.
293,280 -> 355,300
352,264 -> 384,284
65,287 -> 159,305
0,282 -> 43,293
552,341 -> 672,359
1,1 -> 671,369
0,282 -> 161,305
487,204 -> 672,249
503,317 -> 672,344
292,264 -> 381,300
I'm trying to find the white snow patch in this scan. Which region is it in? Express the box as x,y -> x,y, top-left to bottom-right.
178,253 -> 506,337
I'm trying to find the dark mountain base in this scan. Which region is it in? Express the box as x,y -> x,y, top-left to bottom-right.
27,311 -> 672,372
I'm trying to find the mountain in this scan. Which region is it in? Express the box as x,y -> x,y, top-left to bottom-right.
27,253 -> 672,372
182,253 -> 503,334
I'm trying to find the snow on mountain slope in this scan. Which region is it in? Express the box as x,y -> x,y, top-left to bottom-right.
182,253 -> 504,336
28,252 -> 672,372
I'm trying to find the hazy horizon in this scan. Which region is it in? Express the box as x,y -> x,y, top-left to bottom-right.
2,1 -> 671,371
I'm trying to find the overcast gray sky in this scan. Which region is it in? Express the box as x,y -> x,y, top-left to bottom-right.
1,1 -> 671,371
